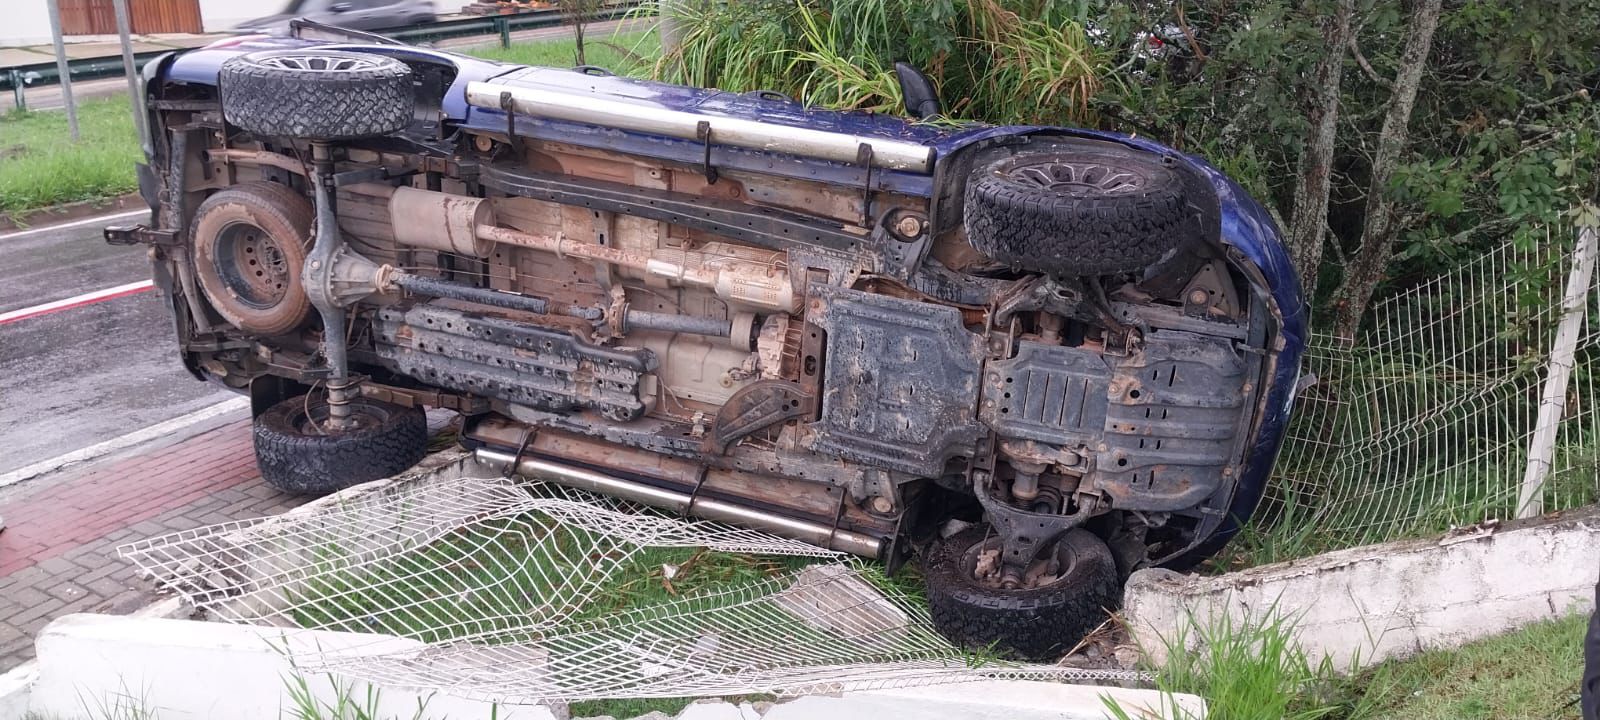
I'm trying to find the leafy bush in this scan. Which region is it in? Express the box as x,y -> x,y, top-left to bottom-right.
652,0 -> 1105,122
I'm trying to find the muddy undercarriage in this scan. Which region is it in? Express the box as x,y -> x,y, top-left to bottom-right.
114,38 -> 1292,660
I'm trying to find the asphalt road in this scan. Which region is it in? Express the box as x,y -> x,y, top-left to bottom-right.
0,213 -> 237,476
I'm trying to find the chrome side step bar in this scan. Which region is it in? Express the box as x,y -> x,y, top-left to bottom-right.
474,447 -> 886,558
464,81 -> 935,174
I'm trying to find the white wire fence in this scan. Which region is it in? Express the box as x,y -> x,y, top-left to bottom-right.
121,474 -> 1143,704
1256,224 -> 1600,557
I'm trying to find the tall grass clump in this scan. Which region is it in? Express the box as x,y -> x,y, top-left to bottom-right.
0,97 -> 141,214
1105,609 -> 1358,720
649,0 -> 1109,124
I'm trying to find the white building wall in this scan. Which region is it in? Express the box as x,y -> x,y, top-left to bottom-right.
197,0 -> 268,32
2,2 -> 56,49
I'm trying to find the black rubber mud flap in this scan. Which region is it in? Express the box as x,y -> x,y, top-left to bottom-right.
253,394 -> 427,495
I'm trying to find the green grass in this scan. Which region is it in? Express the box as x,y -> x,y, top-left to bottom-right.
1351,612 -> 1587,720
461,28 -> 661,78
1105,608 -> 1352,720
0,97 -> 141,215
1105,608 -> 1590,720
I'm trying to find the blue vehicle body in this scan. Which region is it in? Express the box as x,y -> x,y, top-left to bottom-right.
137,27 -> 1304,573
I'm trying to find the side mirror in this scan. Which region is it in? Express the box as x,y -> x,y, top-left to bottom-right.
329,2 -> 353,12
894,62 -> 942,120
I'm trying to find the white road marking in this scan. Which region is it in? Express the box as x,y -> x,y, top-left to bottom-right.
0,208 -> 148,242
0,397 -> 251,490
0,280 -> 156,325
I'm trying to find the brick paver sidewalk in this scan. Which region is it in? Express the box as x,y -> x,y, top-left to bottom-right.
0,416 -> 304,671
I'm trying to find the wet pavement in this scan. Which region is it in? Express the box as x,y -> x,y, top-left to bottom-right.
0,214 -> 236,476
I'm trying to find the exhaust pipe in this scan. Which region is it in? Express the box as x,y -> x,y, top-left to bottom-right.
474,447 -> 885,558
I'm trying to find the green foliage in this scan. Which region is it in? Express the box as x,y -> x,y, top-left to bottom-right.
652,0 -> 1107,122
1086,0 -> 1600,312
0,97 -> 142,215
283,670 -> 438,720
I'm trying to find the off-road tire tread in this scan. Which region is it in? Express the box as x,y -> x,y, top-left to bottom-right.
220,50 -> 414,140
924,527 -> 1122,661
963,149 -> 1200,276
253,395 -> 427,496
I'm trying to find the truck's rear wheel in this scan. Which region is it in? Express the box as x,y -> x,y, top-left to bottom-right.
253,394 -> 427,496
192,182 -> 313,336
220,50 -> 414,140
923,526 -> 1121,660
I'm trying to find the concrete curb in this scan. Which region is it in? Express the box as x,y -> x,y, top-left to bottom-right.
0,397 -> 249,492
1123,507 -> 1600,669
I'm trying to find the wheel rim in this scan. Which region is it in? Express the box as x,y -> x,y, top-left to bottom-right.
213,221 -> 292,310
959,533 -> 1081,591
291,398 -> 390,435
1003,159 -> 1148,195
257,53 -> 385,72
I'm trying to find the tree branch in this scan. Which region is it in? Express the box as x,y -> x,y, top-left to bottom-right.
1347,34 -> 1391,88
1174,1 -> 1209,67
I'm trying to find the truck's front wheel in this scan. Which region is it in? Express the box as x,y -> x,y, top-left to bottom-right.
923,526 -> 1121,661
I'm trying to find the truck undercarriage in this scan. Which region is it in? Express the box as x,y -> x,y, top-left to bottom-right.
112,36 -> 1299,660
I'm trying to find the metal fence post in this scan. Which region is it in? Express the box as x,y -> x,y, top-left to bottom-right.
1516,221 -> 1599,518
47,0 -> 79,141
111,0 -> 149,149
8,70 -> 24,112
497,17 -> 511,49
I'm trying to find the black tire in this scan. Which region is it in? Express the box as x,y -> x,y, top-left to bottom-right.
220,50 -> 414,140
253,394 -> 427,496
924,526 -> 1121,661
963,146 -> 1200,276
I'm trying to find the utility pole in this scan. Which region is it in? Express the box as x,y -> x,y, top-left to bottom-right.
46,0 -> 79,140
111,0 -> 148,148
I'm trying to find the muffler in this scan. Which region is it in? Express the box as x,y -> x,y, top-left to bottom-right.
474,447 -> 885,558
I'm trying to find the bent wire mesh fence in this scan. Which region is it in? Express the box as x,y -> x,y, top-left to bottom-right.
121,474 -> 1144,703
1254,224 -> 1600,559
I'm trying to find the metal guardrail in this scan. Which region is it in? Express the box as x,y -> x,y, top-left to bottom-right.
2,3 -> 642,106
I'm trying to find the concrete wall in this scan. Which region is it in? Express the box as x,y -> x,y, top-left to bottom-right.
14,613 -> 1202,720
24,614 -> 561,719
1123,508 -> 1600,669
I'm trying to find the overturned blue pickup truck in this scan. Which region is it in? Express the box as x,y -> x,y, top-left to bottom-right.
110,21 -> 1304,659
